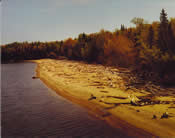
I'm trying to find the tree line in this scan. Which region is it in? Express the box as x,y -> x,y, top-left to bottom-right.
1,9 -> 175,85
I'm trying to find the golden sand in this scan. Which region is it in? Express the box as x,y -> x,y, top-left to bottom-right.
31,59 -> 175,137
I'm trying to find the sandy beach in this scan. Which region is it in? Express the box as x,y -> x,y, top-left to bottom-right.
32,59 -> 175,137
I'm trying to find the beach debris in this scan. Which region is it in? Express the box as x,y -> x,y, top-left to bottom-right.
32,76 -> 39,79
97,86 -> 105,89
152,115 -> 157,119
130,100 -> 138,106
128,94 -> 140,106
161,112 -> 169,119
88,94 -> 96,101
106,96 -> 127,99
168,106 -> 175,108
100,90 -> 108,93
108,77 -> 112,80
108,82 -> 116,88
93,81 -> 101,83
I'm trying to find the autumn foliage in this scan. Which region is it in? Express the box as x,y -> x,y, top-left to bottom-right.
104,34 -> 135,67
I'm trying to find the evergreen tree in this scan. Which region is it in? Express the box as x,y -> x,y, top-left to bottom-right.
158,9 -> 169,53
121,24 -> 125,31
168,23 -> 175,54
147,26 -> 154,48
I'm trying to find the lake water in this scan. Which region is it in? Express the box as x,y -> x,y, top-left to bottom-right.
1,63 -> 127,137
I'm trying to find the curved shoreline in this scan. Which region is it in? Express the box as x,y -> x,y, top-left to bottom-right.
36,64 -> 153,137
32,59 -> 175,137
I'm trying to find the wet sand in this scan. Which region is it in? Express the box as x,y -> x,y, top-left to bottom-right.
33,59 -> 175,137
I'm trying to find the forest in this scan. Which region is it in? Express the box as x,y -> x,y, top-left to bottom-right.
1,9 -> 175,85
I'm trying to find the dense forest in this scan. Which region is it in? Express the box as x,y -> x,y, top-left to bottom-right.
1,9 -> 175,85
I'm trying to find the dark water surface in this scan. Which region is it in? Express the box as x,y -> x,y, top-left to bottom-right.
1,63 -> 127,137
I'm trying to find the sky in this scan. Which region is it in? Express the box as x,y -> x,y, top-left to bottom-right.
1,0 -> 175,44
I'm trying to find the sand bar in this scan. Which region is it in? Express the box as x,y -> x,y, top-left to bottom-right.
31,59 -> 175,137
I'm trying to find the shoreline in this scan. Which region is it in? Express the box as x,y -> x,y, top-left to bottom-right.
32,59 -> 175,137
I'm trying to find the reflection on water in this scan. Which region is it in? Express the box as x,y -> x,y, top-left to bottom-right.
1,63 -> 127,137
